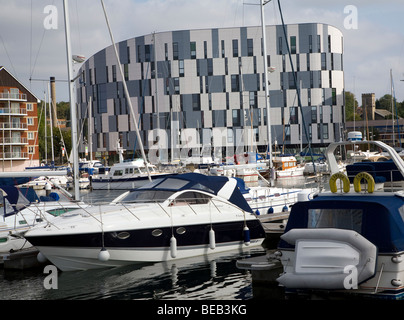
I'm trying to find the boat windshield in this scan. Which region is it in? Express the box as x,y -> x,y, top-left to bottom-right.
308,208 -> 363,233
118,189 -> 175,203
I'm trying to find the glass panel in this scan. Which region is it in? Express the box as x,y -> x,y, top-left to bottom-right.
119,190 -> 175,203
308,208 -> 363,233
155,178 -> 189,190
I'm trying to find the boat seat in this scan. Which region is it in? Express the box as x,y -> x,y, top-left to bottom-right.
277,228 -> 377,289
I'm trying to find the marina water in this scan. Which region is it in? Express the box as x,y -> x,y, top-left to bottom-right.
0,187 -> 290,300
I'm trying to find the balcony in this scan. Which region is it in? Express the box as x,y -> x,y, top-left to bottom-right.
0,93 -> 27,101
0,152 -> 29,160
0,122 -> 28,130
0,107 -> 27,116
0,137 -> 28,145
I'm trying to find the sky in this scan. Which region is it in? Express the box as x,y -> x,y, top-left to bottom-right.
1,0 -> 404,104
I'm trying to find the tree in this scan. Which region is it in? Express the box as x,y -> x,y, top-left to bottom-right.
376,94 -> 394,111
345,91 -> 360,121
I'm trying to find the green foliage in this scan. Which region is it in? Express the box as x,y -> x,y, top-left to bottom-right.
375,94 -> 404,118
345,91 -> 361,121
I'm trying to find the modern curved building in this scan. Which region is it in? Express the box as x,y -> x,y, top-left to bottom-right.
76,23 -> 344,164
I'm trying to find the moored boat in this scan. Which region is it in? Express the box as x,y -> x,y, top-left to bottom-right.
275,138 -> 404,299
24,173 -> 266,271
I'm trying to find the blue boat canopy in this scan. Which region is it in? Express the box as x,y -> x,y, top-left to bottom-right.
127,173 -> 253,213
279,193 -> 404,253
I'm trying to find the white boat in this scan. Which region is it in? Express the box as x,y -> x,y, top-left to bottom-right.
0,186 -> 88,254
274,138 -> 404,299
90,158 -> 172,190
273,155 -> 305,179
24,173 -> 266,271
19,165 -> 72,190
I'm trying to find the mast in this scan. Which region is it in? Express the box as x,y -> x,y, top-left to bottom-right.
260,0 -> 274,185
100,0 -> 152,181
88,96 -> 93,161
63,0 -> 80,200
391,69 -> 395,147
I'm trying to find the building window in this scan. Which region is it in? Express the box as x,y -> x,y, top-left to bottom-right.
311,106 -> 317,123
221,40 -> 225,58
174,78 -> 180,94
328,35 -> 331,53
332,88 -> 337,105
309,35 -> 313,53
290,107 -> 298,124
192,94 -> 200,111
204,41 -> 207,59
28,146 -> 34,154
232,109 -> 241,126
173,42 -> 179,60
179,60 -> 184,77
317,35 -> 321,53
278,37 -> 283,54
145,45 -> 151,62
207,59 -> 213,76
290,36 -> 296,54
247,39 -> 253,56
27,118 -> 34,126
190,42 -> 196,59
232,39 -> 238,57
321,124 -> 329,139
124,64 -> 129,81
112,65 -> 117,82
249,91 -> 257,108
289,73 -> 296,89
26,103 -> 33,111
28,132 -> 34,140
321,53 -> 327,70
231,75 -> 239,92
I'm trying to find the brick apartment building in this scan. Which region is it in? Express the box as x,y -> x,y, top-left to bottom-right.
0,66 -> 40,171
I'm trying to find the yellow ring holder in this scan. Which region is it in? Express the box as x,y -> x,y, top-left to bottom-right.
329,172 -> 350,193
353,171 -> 375,193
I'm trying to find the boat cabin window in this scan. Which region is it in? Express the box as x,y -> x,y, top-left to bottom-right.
153,178 -> 189,190
172,192 -> 212,205
308,208 -> 363,233
119,190 -> 175,203
46,208 -> 81,217
113,170 -> 124,176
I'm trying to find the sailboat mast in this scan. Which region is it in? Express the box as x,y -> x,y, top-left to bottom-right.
63,0 -> 80,200
100,0 -> 152,182
260,0 -> 274,185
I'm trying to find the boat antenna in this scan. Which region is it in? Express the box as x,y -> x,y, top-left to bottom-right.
100,0 -> 152,181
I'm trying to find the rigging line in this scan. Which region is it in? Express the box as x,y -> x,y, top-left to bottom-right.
30,0 -> 33,84
30,0 -> 56,81
74,0 -> 83,54
0,34 -> 17,78
276,0 -> 316,173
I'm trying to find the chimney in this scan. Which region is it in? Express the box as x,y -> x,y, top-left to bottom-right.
50,77 -> 58,127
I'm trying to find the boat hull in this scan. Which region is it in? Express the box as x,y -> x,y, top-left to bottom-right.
34,240 -> 262,271
25,220 -> 265,271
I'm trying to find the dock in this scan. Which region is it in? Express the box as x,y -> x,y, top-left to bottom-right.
0,247 -> 45,270
236,252 -> 285,299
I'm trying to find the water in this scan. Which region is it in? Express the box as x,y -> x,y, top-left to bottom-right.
0,188 -> 282,301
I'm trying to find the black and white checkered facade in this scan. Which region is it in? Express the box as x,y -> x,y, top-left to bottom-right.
76,23 -> 344,161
